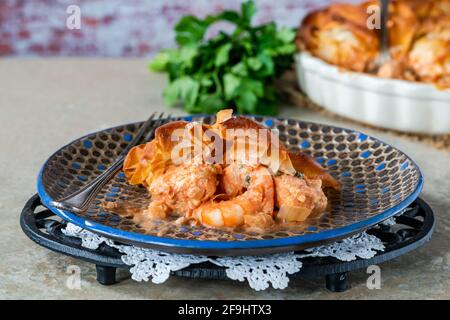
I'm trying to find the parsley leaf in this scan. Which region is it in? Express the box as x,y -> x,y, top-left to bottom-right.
149,0 -> 295,115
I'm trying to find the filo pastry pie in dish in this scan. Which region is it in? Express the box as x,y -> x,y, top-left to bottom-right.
294,0 -> 450,134
296,0 -> 450,89
122,110 -> 340,232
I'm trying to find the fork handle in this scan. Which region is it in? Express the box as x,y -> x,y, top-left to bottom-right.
50,156 -> 125,213
380,0 -> 390,56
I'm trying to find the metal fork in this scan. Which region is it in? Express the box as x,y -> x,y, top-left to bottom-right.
50,112 -> 169,213
373,0 -> 390,70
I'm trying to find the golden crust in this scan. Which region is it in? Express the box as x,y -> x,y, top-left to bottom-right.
124,120 -> 218,186
123,140 -> 163,186
388,1 -> 420,59
154,121 -> 189,152
219,116 -> 296,175
328,2 -> 373,29
124,110 -> 339,191
123,121 -> 190,186
220,116 -> 265,131
297,6 -> 378,72
218,114 -> 339,190
288,150 -> 341,191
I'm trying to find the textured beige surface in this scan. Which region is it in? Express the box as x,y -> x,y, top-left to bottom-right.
0,59 -> 449,299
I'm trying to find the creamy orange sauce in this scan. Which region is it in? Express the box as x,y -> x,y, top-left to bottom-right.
102,200 -> 329,236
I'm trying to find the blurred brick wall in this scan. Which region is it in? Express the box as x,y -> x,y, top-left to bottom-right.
0,0 -> 359,57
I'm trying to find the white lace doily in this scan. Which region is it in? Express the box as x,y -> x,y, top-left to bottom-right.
214,252 -> 303,291
301,232 -> 385,261
62,223 -> 386,291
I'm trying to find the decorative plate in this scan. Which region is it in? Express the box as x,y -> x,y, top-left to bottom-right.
37,115 -> 423,256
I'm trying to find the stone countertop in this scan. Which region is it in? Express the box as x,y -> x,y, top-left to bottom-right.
0,59 -> 448,299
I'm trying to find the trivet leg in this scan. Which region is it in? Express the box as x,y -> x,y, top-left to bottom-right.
325,272 -> 349,292
96,265 -> 117,285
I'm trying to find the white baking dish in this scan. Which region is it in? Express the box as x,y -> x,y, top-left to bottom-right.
295,52 -> 450,134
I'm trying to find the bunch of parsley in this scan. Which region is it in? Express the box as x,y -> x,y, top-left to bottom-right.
149,1 -> 296,115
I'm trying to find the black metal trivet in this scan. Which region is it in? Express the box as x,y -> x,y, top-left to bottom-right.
20,194 -> 435,292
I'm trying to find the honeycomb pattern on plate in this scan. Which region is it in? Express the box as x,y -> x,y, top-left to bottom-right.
41,116 -> 420,241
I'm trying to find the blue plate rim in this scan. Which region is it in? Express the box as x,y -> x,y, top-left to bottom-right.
37,117 -> 424,251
